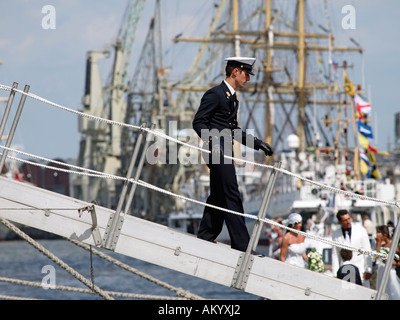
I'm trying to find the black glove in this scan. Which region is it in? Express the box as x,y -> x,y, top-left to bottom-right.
259,141 -> 273,157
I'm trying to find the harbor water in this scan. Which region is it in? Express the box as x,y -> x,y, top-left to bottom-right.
0,239 -> 258,300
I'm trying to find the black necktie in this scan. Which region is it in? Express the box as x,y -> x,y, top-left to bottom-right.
232,93 -> 238,108
342,228 -> 351,240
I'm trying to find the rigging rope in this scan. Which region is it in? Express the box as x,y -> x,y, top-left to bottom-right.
0,214 -> 202,300
68,238 -> 204,300
0,276 -> 189,300
0,144 -> 389,261
0,218 -> 114,300
1,83 -> 397,207
0,218 -> 197,300
0,83 -> 395,262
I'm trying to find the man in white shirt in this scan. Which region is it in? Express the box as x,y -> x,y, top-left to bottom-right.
331,209 -> 372,287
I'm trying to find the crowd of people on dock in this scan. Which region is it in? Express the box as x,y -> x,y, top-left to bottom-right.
263,210 -> 400,299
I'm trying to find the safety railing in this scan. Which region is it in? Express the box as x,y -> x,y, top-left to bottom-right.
0,82 -> 399,299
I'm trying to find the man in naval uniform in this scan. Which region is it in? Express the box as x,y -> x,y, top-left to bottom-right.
192,57 -> 273,252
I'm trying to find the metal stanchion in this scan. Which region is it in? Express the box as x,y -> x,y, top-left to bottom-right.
251,161 -> 282,251
0,84 -> 29,172
375,205 -> 400,300
231,161 -> 281,290
123,124 -> 155,213
0,82 -> 18,140
102,123 -> 155,250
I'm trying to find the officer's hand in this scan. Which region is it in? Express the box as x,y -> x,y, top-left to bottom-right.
259,142 -> 273,157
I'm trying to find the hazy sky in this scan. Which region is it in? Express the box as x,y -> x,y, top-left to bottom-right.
0,0 -> 399,160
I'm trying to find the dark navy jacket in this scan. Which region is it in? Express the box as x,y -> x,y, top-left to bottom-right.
337,263 -> 362,285
192,81 -> 262,154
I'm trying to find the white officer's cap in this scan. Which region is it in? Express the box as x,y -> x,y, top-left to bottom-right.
224,57 -> 256,75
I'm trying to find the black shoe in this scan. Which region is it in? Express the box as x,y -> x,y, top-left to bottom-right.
251,250 -> 265,257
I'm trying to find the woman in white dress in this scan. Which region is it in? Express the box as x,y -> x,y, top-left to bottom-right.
375,225 -> 400,300
280,213 -> 308,268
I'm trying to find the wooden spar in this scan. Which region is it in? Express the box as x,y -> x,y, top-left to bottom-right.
0,176 -> 380,300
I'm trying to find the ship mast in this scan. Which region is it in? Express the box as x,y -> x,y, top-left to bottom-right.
184,0 -> 363,171
264,0 -> 273,145
75,0 -> 366,217
233,0 -> 240,56
171,0 -> 364,167
297,0 -> 307,152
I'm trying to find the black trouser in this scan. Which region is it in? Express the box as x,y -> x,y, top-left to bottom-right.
197,150 -> 250,252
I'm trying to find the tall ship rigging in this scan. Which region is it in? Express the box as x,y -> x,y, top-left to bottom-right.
72,0 -> 395,235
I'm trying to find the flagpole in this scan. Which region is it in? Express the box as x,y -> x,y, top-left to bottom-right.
336,94 -> 342,168
350,97 -> 360,181
343,61 -> 361,182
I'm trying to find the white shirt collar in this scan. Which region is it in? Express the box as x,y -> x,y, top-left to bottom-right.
224,80 -> 235,95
